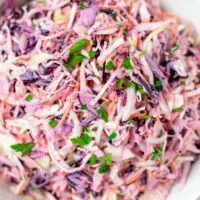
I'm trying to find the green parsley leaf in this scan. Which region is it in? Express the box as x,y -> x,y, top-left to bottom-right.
128,81 -> 146,94
172,106 -> 184,113
11,142 -> 34,156
98,164 -> 110,174
139,50 -> 148,57
151,147 -> 163,160
81,104 -> 87,110
97,65 -> 103,70
66,53 -> 87,70
105,61 -> 115,70
116,79 -> 124,89
97,107 -> 108,123
154,79 -> 163,90
78,0 -> 89,9
100,153 -> 112,166
70,39 -> 89,55
170,43 -> 179,53
48,119 -> 57,128
82,126 -> 89,134
89,49 -> 96,58
127,82 -> 137,91
88,154 -> 98,165
127,118 -> 133,125
25,94 -> 33,102
108,132 -> 117,140
137,86 -> 146,94
123,58 -> 133,70
138,115 -> 152,120
71,134 -> 91,147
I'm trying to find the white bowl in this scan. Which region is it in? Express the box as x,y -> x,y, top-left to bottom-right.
0,1 -> 199,200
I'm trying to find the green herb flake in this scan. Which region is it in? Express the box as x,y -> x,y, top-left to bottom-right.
89,49 -> 96,58
48,119 -> 57,128
88,154 -> 98,165
97,107 -> 108,123
11,142 -> 34,156
170,43 -> 179,53
70,39 -> 89,55
105,61 -> 115,70
66,53 -> 87,69
98,164 -> 110,174
127,118 -> 133,125
137,86 -> 146,94
127,82 -> 137,91
154,79 -> 163,90
139,50 -> 148,57
138,115 -> 152,120
78,0 -> 89,9
108,132 -> 117,140
116,79 -> 124,89
25,94 -> 33,102
82,126 -> 89,134
151,147 -> 163,160
71,134 -> 91,147
97,65 -> 103,71
100,153 -> 113,166
81,104 -> 87,110
128,81 -> 146,94
172,106 -> 184,113
123,58 -> 133,70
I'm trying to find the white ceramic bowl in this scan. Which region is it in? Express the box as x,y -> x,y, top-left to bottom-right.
0,1 -> 199,200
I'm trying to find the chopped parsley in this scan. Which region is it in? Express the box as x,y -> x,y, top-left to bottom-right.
98,153 -> 113,174
151,147 -> 163,160
88,154 -> 98,165
128,81 -> 146,94
127,118 -> 133,125
89,49 -> 96,58
127,82 -> 137,90
66,53 -> 87,69
138,115 -> 152,120
98,165 -> 110,174
78,0 -> 89,9
105,61 -> 115,70
69,39 -> 89,55
48,119 -> 57,128
172,106 -> 184,113
154,79 -> 163,90
71,134 -> 91,147
108,132 -> 117,140
100,153 -> 113,166
82,126 -> 89,134
116,78 -> 124,89
81,104 -> 87,110
97,65 -> 103,70
11,142 -> 34,156
170,43 -> 179,53
25,94 -> 33,102
123,58 -> 133,70
97,107 -> 108,123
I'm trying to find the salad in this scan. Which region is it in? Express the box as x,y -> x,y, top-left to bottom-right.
0,0 -> 200,199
